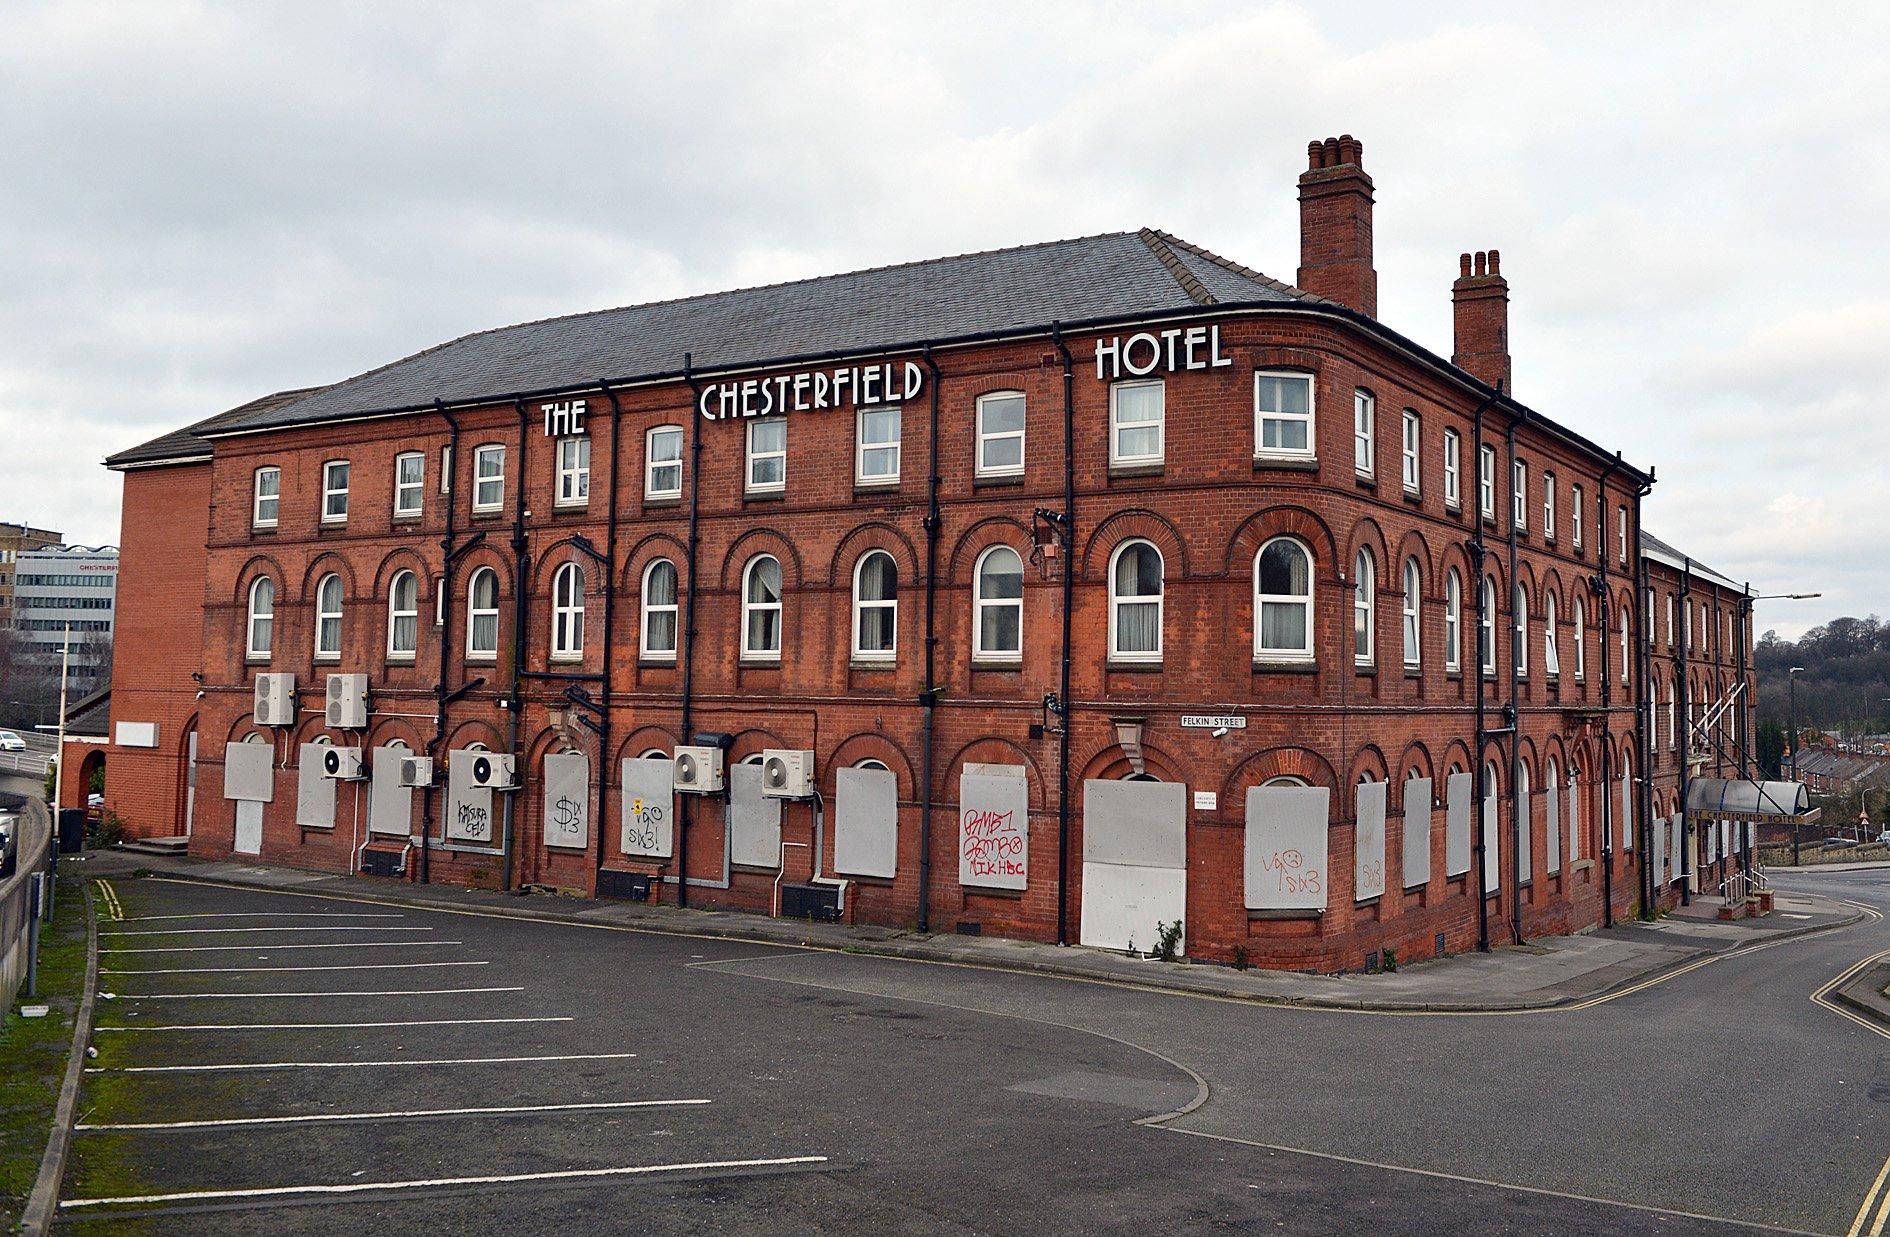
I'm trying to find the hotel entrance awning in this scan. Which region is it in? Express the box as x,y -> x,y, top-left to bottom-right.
1684,778 -> 1815,824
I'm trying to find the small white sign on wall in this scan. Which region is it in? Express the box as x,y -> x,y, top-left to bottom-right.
1193,790 -> 1217,811
115,721 -> 158,748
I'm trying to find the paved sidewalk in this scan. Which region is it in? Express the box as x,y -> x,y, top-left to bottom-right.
78,849 -> 1860,1013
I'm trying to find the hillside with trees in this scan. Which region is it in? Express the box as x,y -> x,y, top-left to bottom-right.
1753,616 -> 1890,775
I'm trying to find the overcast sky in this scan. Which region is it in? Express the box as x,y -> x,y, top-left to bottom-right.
3,2 -> 1884,637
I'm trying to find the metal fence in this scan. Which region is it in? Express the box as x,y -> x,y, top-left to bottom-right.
2,799 -> 56,1013
0,748 -> 53,777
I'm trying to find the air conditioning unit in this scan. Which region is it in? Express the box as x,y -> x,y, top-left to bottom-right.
398,756 -> 434,788
761,749 -> 815,800
673,745 -> 725,794
253,673 -> 296,726
325,673 -> 369,729
466,751 -> 517,790
320,746 -> 365,781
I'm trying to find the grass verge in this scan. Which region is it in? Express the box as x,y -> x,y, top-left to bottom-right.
0,865 -> 90,1227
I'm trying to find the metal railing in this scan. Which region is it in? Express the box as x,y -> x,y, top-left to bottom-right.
0,749 -> 53,776
2,800 -> 56,1012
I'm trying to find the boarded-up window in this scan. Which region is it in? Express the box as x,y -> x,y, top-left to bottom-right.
222,741 -> 275,803
1445,771 -> 1472,877
445,750 -> 495,846
1402,777 -> 1432,889
730,760 -> 782,868
1080,779 -> 1186,951
1620,768 -> 1634,850
295,743 -> 334,828
620,756 -> 674,858
1355,780 -> 1386,902
368,745 -> 412,837
1243,784 -> 1329,911
1546,771 -> 1562,875
543,751 -> 590,850
1669,814 -> 1684,883
959,765 -> 1028,890
835,765 -> 898,878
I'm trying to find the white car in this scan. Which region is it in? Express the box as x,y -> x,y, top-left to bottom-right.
0,731 -> 26,752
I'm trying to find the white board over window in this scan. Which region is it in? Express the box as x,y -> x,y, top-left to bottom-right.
1515,783 -> 1533,885
620,756 -> 675,858
1651,808 -> 1666,884
1080,778 -> 1187,952
1445,772 -> 1472,877
445,750 -> 496,846
1481,780 -> 1500,894
1402,777 -> 1432,889
369,745 -> 413,837
1243,785 -> 1329,911
959,765 -> 1028,890
835,766 -> 898,878
295,743 -> 335,828
1567,776 -> 1581,862
543,751 -> 590,850
1355,780 -> 1386,902
1546,776 -> 1561,875
1620,772 -> 1634,849
1669,814 -> 1684,884
730,760 -> 782,869
223,741 -> 274,803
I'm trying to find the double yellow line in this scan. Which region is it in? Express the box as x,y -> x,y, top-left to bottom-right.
93,879 -> 123,921
1804,901 -> 1890,1237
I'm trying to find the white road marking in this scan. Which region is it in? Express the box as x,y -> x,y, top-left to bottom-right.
108,986 -> 523,999
58,1156 -> 828,1209
87,1051 -> 638,1074
100,961 -> 490,975
78,1099 -> 711,1132
101,940 -> 463,954
95,1016 -> 570,1032
100,926 -> 434,937
117,912 -> 405,923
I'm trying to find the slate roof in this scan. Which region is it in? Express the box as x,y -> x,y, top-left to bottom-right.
1641,530 -> 1745,592
217,229 -> 1310,434
105,387 -> 326,469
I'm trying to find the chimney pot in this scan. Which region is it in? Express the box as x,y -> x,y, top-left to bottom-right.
1459,252 -> 1472,278
1307,140 -> 1324,169
1488,248 -> 1500,275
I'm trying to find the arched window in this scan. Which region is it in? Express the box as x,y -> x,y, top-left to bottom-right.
550,563 -> 585,661
246,577 -> 274,659
1481,761 -> 1501,892
1480,577 -> 1496,675
1517,760 -> 1533,881
855,758 -> 890,772
1544,590 -> 1560,677
1545,755 -> 1561,871
1255,537 -> 1313,661
640,559 -> 679,659
1512,584 -> 1529,678
1353,549 -> 1375,666
1108,540 -> 1162,661
387,570 -> 419,660
852,551 -> 898,660
466,567 -> 499,661
1445,568 -> 1463,672
1573,594 -> 1587,681
1401,558 -> 1421,668
742,555 -> 782,660
1262,775 -> 1309,788
973,546 -> 1023,661
313,573 -> 342,661
1619,609 -> 1631,682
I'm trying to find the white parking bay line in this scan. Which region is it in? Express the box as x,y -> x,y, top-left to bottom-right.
100,926 -> 435,938
117,912 -> 406,923
101,941 -> 463,954
87,1051 -> 638,1075
59,1156 -> 829,1209
100,961 -> 492,975
110,986 -> 524,999
96,1016 -> 572,1032
78,1099 -> 711,1132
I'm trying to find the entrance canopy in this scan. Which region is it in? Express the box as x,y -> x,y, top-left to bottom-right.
1684,778 -> 1813,824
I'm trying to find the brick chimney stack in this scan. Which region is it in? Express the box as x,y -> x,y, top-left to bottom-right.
1452,250 -> 1511,392
1297,135 -> 1377,317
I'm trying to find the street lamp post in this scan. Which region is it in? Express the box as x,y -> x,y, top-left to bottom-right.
51,621 -> 71,815
1789,666 -> 1805,865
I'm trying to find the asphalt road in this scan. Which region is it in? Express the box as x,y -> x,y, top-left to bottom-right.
59,869 -> 1890,1234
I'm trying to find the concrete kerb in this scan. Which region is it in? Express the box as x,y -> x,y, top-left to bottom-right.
19,873 -> 99,1235
1831,960 -> 1890,1028
109,855 -> 1866,1016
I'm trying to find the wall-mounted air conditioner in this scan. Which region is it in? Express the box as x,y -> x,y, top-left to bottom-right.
466,751 -> 517,790
398,756 -> 435,788
761,749 -> 815,800
673,745 -> 725,794
325,673 -> 369,729
253,673 -> 296,726
320,746 -> 365,781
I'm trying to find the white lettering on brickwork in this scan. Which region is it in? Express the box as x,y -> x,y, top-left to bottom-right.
1094,324 -> 1232,381
697,361 -> 924,421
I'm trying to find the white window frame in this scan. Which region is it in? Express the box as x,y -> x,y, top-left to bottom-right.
975,391 -> 1027,478
1617,506 -> 1629,565
645,426 -> 683,499
1480,576 -> 1496,676
1544,591 -> 1560,677
1542,472 -> 1556,540
855,406 -> 901,485
1571,484 -> 1584,549
1619,610 -> 1631,682
554,436 -> 590,508
1353,389 -> 1376,478
741,555 -> 783,661
246,576 -> 274,659
746,419 -> 787,494
1667,595 -> 1676,647
1107,539 -> 1163,662
394,451 -> 424,518
1445,568 -> 1463,672
440,445 -> 454,495
1254,537 -> 1315,663
1253,371 -> 1315,461
1512,459 -> 1527,530
1401,558 -> 1421,668
387,570 -> 419,661
1573,594 -> 1587,681
1442,429 -> 1461,509
1400,409 -> 1420,493
851,550 -> 898,660
314,572 -> 343,662
1109,379 -> 1165,468
473,444 -> 505,513
1513,584 -> 1529,678
639,558 -> 679,660
252,466 -> 280,528
1353,548 -> 1376,667
550,562 -> 585,662
972,545 -> 1024,662
466,567 -> 499,662
1478,444 -> 1496,520
321,459 -> 350,524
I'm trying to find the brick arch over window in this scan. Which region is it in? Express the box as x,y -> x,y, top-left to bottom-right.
1392,528 -> 1438,589
617,532 -> 689,591
718,527 -> 805,591
727,727 -> 791,764
1512,558 -> 1539,610
231,553 -> 288,604
613,724 -> 681,765
1347,744 -> 1391,787
829,731 -> 916,799
1539,568 -> 1566,617
299,552 -> 358,602
220,715 -> 269,745
1223,504 -> 1340,578
291,712 -> 334,746
370,547 -> 434,600
1220,746 -> 1338,805
1078,508 -> 1188,580
943,736 -> 1047,810
1397,741 -> 1437,788
1342,517 -> 1392,579
445,719 -> 506,752
825,522 -> 921,590
1078,738 -> 1183,785
527,537 -> 606,597
1438,738 -> 1475,778
366,718 -> 426,751
455,545 -> 514,596
946,516 -> 1033,584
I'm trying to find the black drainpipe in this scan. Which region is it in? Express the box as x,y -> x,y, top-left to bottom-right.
677,354 -> 705,908
1505,410 -> 1524,944
1593,456 -> 1620,928
918,345 -> 942,932
1634,479 -> 1658,915
592,380 -> 624,883
502,396 -> 531,892
1470,394 -> 1494,952
423,398 -> 461,885
1676,529 -> 1695,909
1052,323 -> 1075,948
